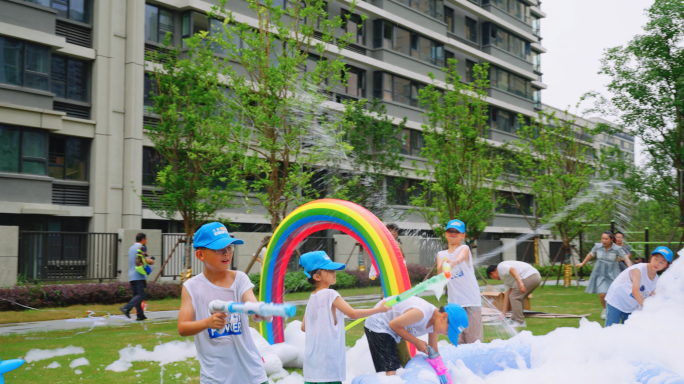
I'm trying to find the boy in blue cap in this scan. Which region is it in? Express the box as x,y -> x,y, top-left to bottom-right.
436,219 -> 483,343
364,297 -> 468,376
604,246 -> 673,327
177,222 -> 268,384
299,251 -> 389,384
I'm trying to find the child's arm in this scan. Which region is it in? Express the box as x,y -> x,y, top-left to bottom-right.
178,286 -> 227,336
332,297 -> 390,320
301,315 -> 306,332
436,254 -> 445,274
428,331 -> 439,353
631,269 -> 645,307
389,308 -> 428,354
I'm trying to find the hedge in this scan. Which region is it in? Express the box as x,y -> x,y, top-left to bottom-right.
0,282 -> 181,311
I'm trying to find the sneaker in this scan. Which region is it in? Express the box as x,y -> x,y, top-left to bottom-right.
509,320 -> 527,328
136,315 -> 148,321
600,308 -> 606,320
120,306 -> 131,319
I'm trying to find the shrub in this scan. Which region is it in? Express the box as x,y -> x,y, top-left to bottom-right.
345,268 -> 382,288
331,271 -> 357,289
405,263 -> 431,284
0,282 -> 181,311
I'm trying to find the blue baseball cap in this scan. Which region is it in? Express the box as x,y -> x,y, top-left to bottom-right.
652,246 -> 673,263
193,222 -> 244,250
445,219 -> 465,233
298,251 -> 346,278
444,303 -> 468,345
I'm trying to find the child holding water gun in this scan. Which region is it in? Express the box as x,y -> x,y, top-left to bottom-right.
178,222 -> 268,384
436,219 -> 483,344
299,251 -> 390,384
364,297 -> 468,376
604,246 -> 673,327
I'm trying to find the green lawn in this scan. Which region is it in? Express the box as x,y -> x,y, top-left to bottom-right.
0,285 -> 602,384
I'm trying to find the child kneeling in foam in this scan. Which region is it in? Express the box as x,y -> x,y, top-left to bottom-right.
177,222 -> 268,384
299,251 -> 390,384
604,246 -> 673,327
364,297 -> 468,376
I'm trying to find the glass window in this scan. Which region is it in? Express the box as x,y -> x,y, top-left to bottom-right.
345,66 -> 365,98
444,7 -> 454,33
22,130 -> 47,175
28,0 -> 90,23
50,55 -> 88,102
394,27 -> 411,56
68,0 -> 88,22
498,191 -> 533,215
0,127 -> 20,173
377,73 -> 426,108
144,73 -> 156,109
399,129 -> 410,155
410,130 -> 424,156
146,5 -> 174,44
393,76 -> 411,105
48,135 -> 66,179
484,23 -> 531,62
0,37 -> 23,86
465,17 -> 477,43
490,66 -> 532,100
465,60 -> 475,83
48,135 -> 88,180
383,73 -> 393,101
143,147 -> 163,186
25,44 -> 50,91
343,11 -> 365,46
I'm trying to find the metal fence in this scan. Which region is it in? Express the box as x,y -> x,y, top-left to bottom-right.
19,231 -> 118,281
161,233 -> 206,278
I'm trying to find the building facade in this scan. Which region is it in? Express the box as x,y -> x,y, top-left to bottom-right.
0,0 -> 634,279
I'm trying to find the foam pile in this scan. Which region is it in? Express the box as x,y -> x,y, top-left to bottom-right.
352,257 -> 684,384
24,346 -> 85,363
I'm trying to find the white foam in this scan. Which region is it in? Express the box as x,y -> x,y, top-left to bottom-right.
105,340 -> 196,372
74,369 -> 82,375
25,346 -> 85,363
45,361 -> 61,369
69,357 -> 89,369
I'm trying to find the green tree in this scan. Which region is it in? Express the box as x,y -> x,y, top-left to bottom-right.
590,0 -> 684,248
504,108 -> 616,271
208,0 -> 356,231
143,34 -> 242,277
411,60 -> 502,245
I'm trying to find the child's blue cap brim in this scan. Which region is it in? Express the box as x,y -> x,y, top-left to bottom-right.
202,237 -> 244,250
445,303 -> 469,345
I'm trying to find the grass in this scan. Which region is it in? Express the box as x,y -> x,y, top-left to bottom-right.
0,285 -> 604,383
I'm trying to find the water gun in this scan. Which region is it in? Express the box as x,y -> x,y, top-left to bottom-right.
426,345 -> 452,384
0,358 -> 25,384
441,256 -> 453,277
385,271 -> 450,307
209,300 -> 296,318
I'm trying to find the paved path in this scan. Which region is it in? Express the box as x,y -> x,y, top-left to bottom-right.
0,280 -> 588,336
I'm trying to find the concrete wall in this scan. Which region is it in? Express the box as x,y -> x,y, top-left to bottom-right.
117,229 -> 161,282
0,173 -> 53,204
232,232 -> 273,273
501,238 -> 517,261
0,226 -> 19,287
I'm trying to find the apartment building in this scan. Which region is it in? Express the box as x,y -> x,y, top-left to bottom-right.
0,0 -> 634,283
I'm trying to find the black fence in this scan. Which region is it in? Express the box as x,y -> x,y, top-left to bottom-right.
161,234 -> 208,278
517,240 -> 536,263
477,240 -> 504,264
19,231 -> 118,281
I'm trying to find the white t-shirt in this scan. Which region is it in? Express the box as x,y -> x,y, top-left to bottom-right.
183,272 -> 268,384
606,263 -> 658,313
364,297 -> 436,343
439,246 -> 481,308
303,289 -> 346,382
497,261 -> 540,290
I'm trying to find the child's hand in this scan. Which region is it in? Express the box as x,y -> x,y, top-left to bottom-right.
206,312 -> 227,329
250,314 -> 273,323
376,300 -> 391,313
414,339 -> 428,354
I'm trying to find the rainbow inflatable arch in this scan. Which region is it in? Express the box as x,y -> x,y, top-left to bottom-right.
258,199 -> 412,344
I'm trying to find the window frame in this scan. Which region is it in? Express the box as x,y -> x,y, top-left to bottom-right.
482,0 -> 531,25
373,21 -> 444,67
50,54 -> 90,103
482,22 -> 531,62
465,17 -> 478,44
342,10 -> 366,46
26,0 -> 92,24
374,72 -> 426,108
145,3 -> 175,45
497,191 -> 533,216
344,65 -> 366,98
48,134 -> 90,181
0,36 -> 52,92
0,124 -> 49,176
489,66 -> 533,100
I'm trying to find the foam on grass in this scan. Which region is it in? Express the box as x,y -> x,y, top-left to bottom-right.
69,357 -> 89,369
105,340 -> 196,372
24,346 -> 85,363
45,361 -> 61,369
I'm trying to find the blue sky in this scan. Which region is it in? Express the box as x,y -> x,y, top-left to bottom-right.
540,0 -> 654,167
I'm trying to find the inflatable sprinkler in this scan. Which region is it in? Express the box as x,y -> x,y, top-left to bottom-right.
258,199 -> 411,344
0,358 -> 24,384
353,256 -> 684,384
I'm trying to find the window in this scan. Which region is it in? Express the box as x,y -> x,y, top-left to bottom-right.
145,4 -> 174,44
143,147 -> 164,186
0,37 -> 50,91
489,107 -> 528,133
533,87 -> 541,109
532,16 -> 541,37
342,11 -> 365,46
27,0 -> 91,23
444,7 -> 454,33
498,191 -> 533,216
465,17 -> 478,43
48,135 -> 89,181
51,55 -> 88,102
490,66 -> 533,100
144,73 -> 155,110
445,51 -> 455,71
465,60 -> 476,83
344,66 -> 366,98
395,0 -> 444,19
0,125 -> 48,175
388,177 -> 425,206
532,51 -> 541,72
398,129 -> 425,157
374,72 -> 425,108
482,23 -> 531,62
373,21 -> 444,67
482,0 -> 531,25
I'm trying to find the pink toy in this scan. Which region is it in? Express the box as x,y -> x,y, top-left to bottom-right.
426,346 -> 452,384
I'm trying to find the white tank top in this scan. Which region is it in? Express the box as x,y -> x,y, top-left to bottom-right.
303,289 -> 346,382
364,297 -> 436,343
606,263 -> 658,314
183,272 -> 268,384
439,246 -> 481,308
